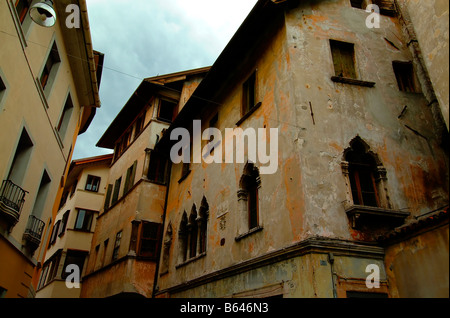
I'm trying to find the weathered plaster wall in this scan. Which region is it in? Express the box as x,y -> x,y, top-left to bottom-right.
157,0 -> 448,298
384,223 -> 449,298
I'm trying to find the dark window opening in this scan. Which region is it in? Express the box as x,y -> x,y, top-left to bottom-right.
346,139 -> 380,208
242,72 -> 256,116
148,151 -> 168,184
330,40 -> 357,79
138,221 -> 162,259
189,211 -> 198,259
112,231 -> 122,261
61,250 -> 87,280
57,95 -> 74,139
111,177 -> 121,205
393,61 -> 418,93
350,0 -> 365,9
158,99 -> 178,123
40,42 -> 60,90
15,0 -> 31,24
372,0 -> 397,16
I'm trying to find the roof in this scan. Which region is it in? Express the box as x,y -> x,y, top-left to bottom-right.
96,66 -> 210,149
378,207 -> 449,244
155,0 -> 286,150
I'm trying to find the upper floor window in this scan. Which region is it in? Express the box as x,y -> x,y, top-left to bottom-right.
137,221 -> 162,259
345,138 -> 380,207
242,71 -> 256,116
236,162 -> 262,239
85,175 -> 101,192
330,40 -> 356,79
148,151 -> 169,184
112,230 -> 122,261
40,42 -> 61,92
57,94 -> 74,140
74,209 -> 94,231
392,61 -> 420,93
15,0 -> 31,24
158,99 -> 178,123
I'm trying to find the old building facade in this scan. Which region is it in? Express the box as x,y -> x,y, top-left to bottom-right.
76,0 -> 448,299
0,0 -> 102,298
80,67 -> 210,298
152,0 -> 448,298
35,154 -> 112,298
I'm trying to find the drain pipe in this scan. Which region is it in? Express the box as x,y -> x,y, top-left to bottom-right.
328,253 -> 338,298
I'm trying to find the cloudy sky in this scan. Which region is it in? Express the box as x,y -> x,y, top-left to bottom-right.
73,0 -> 258,159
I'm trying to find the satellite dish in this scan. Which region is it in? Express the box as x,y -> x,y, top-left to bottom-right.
29,0 -> 56,27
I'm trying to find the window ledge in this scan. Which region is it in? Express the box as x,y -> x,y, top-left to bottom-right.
236,102 -> 262,126
331,76 -> 376,87
175,252 -> 206,269
345,205 -> 410,229
235,225 -> 264,242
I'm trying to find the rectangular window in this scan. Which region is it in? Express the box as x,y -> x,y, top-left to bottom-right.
242,71 -> 256,116
15,0 -> 31,24
350,0 -> 365,9
330,40 -> 357,79
57,94 -> 74,139
372,0 -> 397,16
393,61 -> 418,93
74,209 -> 94,232
111,177 -> 122,205
158,99 -> 178,123
112,231 -> 122,261
148,152 -> 168,184
58,210 -> 70,237
7,128 -> 34,187
138,221 -> 162,259
85,175 -> 101,192
49,220 -> 60,245
61,250 -> 87,280
134,115 -> 145,138
123,161 -> 137,194
103,184 -> 113,211
40,42 -> 61,91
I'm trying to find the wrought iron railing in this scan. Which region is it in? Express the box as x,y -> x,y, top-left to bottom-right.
0,179 -> 27,220
24,215 -> 45,246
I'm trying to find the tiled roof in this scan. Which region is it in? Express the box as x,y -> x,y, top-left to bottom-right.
378,207 -> 449,243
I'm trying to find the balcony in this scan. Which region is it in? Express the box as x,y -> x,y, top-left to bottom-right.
0,180 -> 27,227
23,215 -> 45,251
346,205 -> 410,230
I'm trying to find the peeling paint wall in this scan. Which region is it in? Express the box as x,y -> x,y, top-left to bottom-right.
156,0 -> 448,298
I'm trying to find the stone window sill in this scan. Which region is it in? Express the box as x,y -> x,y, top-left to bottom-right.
235,225 -> 263,242
331,76 -> 376,87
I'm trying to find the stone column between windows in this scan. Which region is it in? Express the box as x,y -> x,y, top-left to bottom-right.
237,189 -> 248,236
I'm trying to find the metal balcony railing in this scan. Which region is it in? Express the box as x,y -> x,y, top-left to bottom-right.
0,179 -> 27,224
24,215 -> 45,248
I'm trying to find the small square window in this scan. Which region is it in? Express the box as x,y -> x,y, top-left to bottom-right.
158,99 -> 178,123
85,175 -> 101,192
74,209 -> 94,232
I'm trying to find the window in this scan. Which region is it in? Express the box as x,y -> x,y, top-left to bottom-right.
138,221 -> 162,259
112,231 -> 122,261
198,197 -> 209,254
393,61 -> 418,93
242,71 -> 256,116
61,250 -> 87,280
111,177 -> 122,205
49,220 -> 60,245
148,151 -> 168,184
58,210 -> 70,237
330,40 -> 357,79
57,94 -> 74,139
189,208 -> 198,259
85,175 -> 101,192
179,212 -> 189,263
40,42 -> 61,91
134,115 -> 145,138
15,0 -> 31,24
103,184 -> 113,211
74,209 -> 94,232
239,163 -> 261,231
158,99 -> 178,122
0,287 -> 7,298
0,75 -> 6,106
345,138 -> 380,207
123,161 -> 137,194
372,0 -> 396,16
7,128 -> 33,187
350,0 -> 370,9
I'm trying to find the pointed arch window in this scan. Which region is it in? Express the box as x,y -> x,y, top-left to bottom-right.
236,162 -> 262,240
